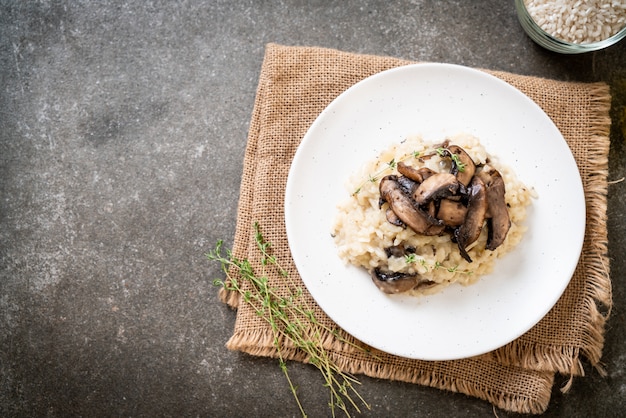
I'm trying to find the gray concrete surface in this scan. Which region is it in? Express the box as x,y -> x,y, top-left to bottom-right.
1,1 -> 625,417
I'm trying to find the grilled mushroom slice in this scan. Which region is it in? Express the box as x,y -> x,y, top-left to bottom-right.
396,175 -> 419,195
443,145 -> 476,187
385,244 -> 416,258
412,173 -> 459,205
379,175 -> 445,236
436,198 -> 468,227
454,175 -> 488,262
477,166 -> 511,250
370,268 -> 436,294
385,208 -> 405,227
397,162 -> 435,183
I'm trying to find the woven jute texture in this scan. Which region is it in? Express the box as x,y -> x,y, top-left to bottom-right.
219,43 -> 612,414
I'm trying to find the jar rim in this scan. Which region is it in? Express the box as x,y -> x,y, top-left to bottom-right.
515,0 -> 626,54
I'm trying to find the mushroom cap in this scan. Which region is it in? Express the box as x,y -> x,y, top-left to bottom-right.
455,175 -> 488,262
370,268 -> 436,294
370,268 -> 420,294
412,172 -> 459,205
445,145 -> 476,187
397,162 -> 435,183
379,175 -> 445,236
437,198 -> 468,227
477,166 -> 511,250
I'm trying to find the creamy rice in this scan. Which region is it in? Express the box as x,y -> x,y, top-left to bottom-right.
331,133 -> 534,296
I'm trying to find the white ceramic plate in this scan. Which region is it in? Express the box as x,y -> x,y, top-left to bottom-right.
284,63 -> 585,361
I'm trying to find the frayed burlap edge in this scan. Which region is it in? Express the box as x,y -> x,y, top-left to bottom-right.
492,82 -> 612,385
225,327 -> 554,414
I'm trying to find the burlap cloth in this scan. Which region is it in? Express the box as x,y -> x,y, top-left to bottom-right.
219,43 -> 612,414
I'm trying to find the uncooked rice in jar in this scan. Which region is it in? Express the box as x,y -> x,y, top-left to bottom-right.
331,133 -> 534,296
524,0 -> 626,44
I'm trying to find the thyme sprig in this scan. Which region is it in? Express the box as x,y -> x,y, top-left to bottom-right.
352,150 -> 420,196
436,147 -> 466,172
208,223 -> 371,418
352,145 -> 469,196
404,253 -> 473,276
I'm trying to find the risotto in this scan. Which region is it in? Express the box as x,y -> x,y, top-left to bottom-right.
331,133 -> 534,296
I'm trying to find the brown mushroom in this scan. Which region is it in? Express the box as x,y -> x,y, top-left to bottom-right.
412,173 -> 459,205
454,175 -> 488,262
397,162 -> 435,183
477,166 -> 511,250
385,208 -> 404,227
436,198 -> 468,227
443,145 -> 476,187
385,244 -> 416,258
396,175 -> 419,195
370,268 -> 436,294
425,200 -> 437,218
379,175 -> 445,236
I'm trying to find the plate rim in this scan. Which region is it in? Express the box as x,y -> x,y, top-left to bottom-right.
284,62 -> 585,360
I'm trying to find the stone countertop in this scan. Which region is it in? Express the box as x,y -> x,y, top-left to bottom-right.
1,1 -> 625,417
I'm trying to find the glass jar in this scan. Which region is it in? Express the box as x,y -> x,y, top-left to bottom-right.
515,0 -> 626,54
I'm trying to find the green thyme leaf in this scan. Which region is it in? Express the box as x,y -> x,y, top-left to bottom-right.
207,223 -> 372,417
